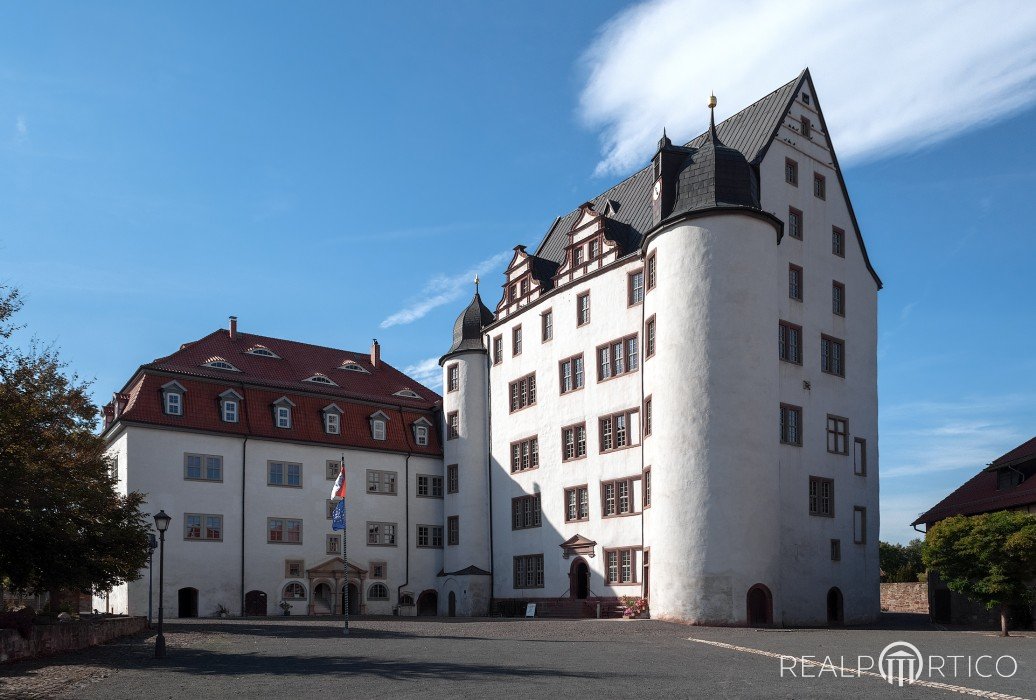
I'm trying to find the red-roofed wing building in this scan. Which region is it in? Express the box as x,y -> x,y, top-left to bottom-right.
97,319 -> 446,617
912,437 -> 1036,625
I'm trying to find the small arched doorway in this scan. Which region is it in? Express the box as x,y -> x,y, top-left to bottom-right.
177,587 -> 198,618
416,589 -> 438,616
313,583 -> 333,615
746,584 -> 772,625
827,587 -> 844,625
244,590 -> 267,616
342,583 -> 360,615
448,591 -> 457,617
569,559 -> 590,599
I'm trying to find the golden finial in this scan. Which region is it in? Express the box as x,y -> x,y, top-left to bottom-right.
474,274 -> 480,294
708,92 -> 717,109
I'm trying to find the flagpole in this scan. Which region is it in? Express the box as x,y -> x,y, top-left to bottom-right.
341,453 -> 349,637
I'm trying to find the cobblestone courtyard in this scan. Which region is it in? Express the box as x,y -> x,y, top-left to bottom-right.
2,616 -> 1033,699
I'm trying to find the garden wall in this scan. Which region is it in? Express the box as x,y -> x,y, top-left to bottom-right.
880,582 -> 929,614
0,616 -> 147,664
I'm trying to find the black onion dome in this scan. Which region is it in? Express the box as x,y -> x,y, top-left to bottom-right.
672,125 -> 760,216
442,292 -> 494,362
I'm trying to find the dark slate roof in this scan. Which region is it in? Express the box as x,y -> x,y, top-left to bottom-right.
912,436 -> 1036,525
671,127 -> 760,215
442,292 -> 494,360
532,72 -> 804,265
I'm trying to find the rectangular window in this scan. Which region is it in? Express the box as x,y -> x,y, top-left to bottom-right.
508,373 -> 536,412
854,438 -> 867,476
520,277 -> 530,297
644,397 -> 652,436
800,116 -> 811,139
599,409 -> 640,452
832,281 -> 845,316
826,416 -> 849,455
184,513 -> 222,541
268,461 -> 302,488
447,411 -> 460,439
808,477 -> 834,517
821,335 -> 846,377
367,521 -> 397,546
853,507 -> 867,544
601,477 -> 636,517
814,172 -> 826,200
589,237 -> 601,259
285,559 -> 304,578
512,325 -> 523,356
577,292 -> 590,326
222,400 -> 238,423
541,310 -> 553,342
325,499 -> 336,519
326,534 -> 341,555
832,227 -> 845,257
558,354 -> 584,394
561,423 -> 587,461
572,246 -> 584,267
184,453 -> 223,482
366,469 -> 398,495
268,517 -> 302,544
493,335 -> 503,365
628,270 -> 644,305
164,392 -> 182,416
324,412 -> 340,434
326,460 -> 342,480
646,316 -> 656,358
417,474 -> 444,498
511,494 -> 542,530
417,525 -> 443,548
788,207 -> 803,240
564,486 -> 589,522
780,404 -> 802,446
510,436 -> 540,473
778,321 -> 803,364
789,264 -> 803,301
831,539 -> 841,562
785,157 -> 798,185
447,364 -> 460,392
447,463 -> 459,493
646,252 -> 657,290
605,548 -> 636,584
370,561 -> 386,579
513,554 -> 545,589
275,406 -> 291,429
447,516 -> 459,546
597,335 -> 639,381
415,425 -> 429,446
643,468 -> 652,508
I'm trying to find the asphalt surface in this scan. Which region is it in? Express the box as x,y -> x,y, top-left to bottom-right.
2,615 -> 1033,699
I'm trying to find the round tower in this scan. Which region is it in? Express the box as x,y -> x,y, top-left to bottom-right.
437,282 -> 494,616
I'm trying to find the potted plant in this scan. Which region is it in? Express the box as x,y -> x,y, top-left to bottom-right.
279,600 -> 292,616
216,604 -> 230,619
620,596 -> 649,619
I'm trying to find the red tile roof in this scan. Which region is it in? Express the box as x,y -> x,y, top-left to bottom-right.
104,329 -> 443,456
912,436 -> 1036,526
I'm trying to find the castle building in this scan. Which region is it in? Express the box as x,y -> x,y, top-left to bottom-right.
101,69 -> 880,625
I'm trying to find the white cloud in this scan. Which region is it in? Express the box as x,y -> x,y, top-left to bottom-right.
380,251 -> 511,328
402,356 -> 442,391
15,115 -> 27,141
580,0 -> 1036,176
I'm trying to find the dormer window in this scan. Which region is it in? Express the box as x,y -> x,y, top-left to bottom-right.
202,357 -> 239,371
339,361 -> 369,374
273,397 -> 295,429
393,389 -> 421,399
996,468 -> 1023,490
161,381 -> 186,416
412,418 -> 433,447
573,246 -> 584,266
322,404 -> 342,435
589,239 -> 600,259
246,345 -> 280,359
219,389 -> 243,423
369,411 -> 389,441
304,373 -> 338,386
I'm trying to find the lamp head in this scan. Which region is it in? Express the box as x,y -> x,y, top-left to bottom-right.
154,510 -> 172,533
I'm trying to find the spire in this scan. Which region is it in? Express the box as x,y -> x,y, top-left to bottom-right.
657,128 -> 672,151
474,274 -> 480,295
708,92 -> 718,143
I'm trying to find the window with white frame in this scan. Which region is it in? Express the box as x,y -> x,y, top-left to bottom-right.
368,583 -> 389,601
283,582 -> 306,599
220,392 -> 240,422
185,513 -> 222,541
417,474 -> 443,498
163,384 -> 184,416
370,413 -> 388,441
416,524 -> 443,548
367,470 -> 397,495
268,517 -> 302,544
184,453 -> 223,482
268,461 -> 302,487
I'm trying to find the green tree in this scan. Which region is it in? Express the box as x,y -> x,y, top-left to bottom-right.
0,285 -> 151,598
922,511 -> 1036,636
879,539 -> 925,582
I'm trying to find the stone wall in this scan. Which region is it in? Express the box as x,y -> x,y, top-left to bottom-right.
880,582 -> 928,614
1,616 -> 147,664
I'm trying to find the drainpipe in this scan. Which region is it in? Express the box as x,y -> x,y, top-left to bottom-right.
240,435 -> 248,615
485,338 -> 495,607
397,451 -> 412,609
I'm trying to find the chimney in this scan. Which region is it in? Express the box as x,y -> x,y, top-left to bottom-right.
229,316 -> 238,340
371,338 -> 380,368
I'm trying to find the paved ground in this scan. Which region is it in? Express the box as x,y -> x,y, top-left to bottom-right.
1,615 -> 1033,699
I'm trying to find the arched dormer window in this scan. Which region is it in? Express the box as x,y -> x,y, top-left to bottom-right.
304,373 -> 338,387
246,345 -> 280,358
369,410 -> 390,441
339,361 -> 369,374
161,381 -> 186,416
219,389 -> 243,423
282,582 -> 306,599
273,397 -> 295,429
393,389 -> 421,399
202,356 -> 240,372
322,403 -> 342,435
412,417 -> 433,447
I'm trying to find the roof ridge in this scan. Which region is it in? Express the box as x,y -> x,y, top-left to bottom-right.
223,330 -> 369,360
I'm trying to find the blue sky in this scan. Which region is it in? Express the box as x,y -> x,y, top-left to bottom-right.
2,1 -> 1035,545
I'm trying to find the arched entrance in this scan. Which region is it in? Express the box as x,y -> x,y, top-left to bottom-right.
827,587 -> 844,625
313,582 -> 333,615
416,589 -> 438,616
746,584 -> 772,625
569,558 -> 590,599
244,590 -> 267,616
177,587 -> 198,618
448,591 -> 457,617
341,583 -> 360,615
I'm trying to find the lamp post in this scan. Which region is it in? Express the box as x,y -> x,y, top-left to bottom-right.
153,510 -> 171,659
147,533 -> 158,625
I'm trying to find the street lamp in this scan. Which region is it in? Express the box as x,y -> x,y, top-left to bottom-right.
147,533 -> 158,625
153,510 -> 171,659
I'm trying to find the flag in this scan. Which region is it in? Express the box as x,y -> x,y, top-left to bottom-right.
332,499 -> 345,531
330,464 -> 347,499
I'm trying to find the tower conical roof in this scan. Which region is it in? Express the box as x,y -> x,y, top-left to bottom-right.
442,292 -> 494,362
